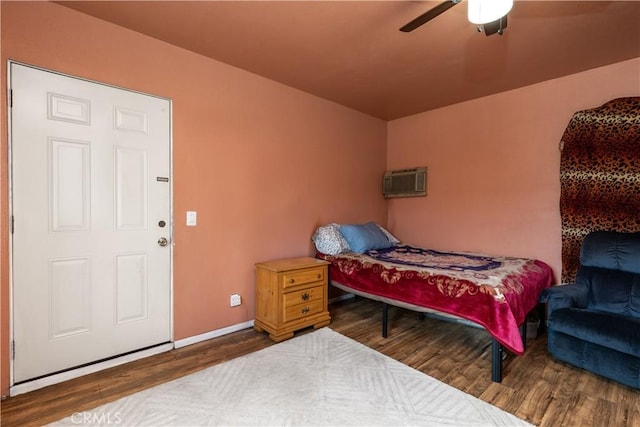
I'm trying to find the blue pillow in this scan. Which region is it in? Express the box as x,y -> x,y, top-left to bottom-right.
339,222 -> 394,253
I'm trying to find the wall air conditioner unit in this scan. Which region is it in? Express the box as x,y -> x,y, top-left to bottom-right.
383,167 -> 427,198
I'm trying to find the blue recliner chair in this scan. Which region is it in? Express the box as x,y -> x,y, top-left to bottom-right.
540,231 -> 640,389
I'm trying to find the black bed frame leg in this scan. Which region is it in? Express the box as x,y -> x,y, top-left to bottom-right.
382,303 -> 388,338
519,321 -> 527,352
491,339 -> 503,383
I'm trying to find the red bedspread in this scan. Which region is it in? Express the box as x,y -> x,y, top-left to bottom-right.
318,245 -> 553,355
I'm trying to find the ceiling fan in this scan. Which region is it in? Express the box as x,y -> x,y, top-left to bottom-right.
399,0 -> 513,36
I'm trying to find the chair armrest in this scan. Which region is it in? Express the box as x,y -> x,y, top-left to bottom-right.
539,283 -> 588,314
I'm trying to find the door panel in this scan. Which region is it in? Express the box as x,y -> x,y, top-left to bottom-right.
49,138 -> 91,231
49,257 -> 91,338
10,63 -> 172,383
116,147 -> 148,230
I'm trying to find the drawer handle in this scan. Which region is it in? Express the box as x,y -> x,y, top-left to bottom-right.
301,307 -> 310,314
301,293 -> 310,301
316,274 -> 321,279
289,278 -> 295,284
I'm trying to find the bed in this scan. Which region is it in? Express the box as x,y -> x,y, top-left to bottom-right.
312,222 -> 554,382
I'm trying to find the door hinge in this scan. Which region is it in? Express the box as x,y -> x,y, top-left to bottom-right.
11,340 -> 15,360
10,216 -> 14,234
9,89 -> 12,108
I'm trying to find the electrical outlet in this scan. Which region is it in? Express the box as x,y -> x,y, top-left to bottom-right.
186,211 -> 197,226
230,293 -> 241,307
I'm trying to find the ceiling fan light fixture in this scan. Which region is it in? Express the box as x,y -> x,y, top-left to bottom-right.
467,0 -> 513,25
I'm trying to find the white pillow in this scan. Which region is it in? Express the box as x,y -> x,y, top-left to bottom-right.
376,224 -> 400,245
312,223 -> 351,255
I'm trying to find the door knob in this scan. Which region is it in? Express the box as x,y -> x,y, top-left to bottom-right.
157,237 -> 168,247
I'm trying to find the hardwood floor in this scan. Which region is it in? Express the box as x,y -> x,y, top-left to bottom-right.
2,297 -> 639,426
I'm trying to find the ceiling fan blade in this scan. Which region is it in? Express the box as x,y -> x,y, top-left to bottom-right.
399,0 -> 462,32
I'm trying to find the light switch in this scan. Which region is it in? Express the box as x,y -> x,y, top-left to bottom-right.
186,211 -> 197,226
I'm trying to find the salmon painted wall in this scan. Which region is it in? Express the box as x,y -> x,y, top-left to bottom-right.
387,58 -> 640,282
0,2 -> 387,395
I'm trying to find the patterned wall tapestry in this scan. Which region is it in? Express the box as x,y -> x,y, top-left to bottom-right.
559,97 -> 640,283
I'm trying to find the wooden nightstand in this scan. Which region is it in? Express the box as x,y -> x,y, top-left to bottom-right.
254,257 -> 331,342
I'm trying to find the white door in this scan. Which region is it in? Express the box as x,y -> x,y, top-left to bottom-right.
10,63 -> 172,383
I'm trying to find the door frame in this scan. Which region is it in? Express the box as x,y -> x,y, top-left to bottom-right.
7,60 -> 174,396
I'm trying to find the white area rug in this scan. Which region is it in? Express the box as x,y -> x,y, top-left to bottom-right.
51,328 -> 530,426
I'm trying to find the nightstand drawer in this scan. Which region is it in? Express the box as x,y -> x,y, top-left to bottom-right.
282,267 -> 324,290
282,299 -> 324,323
283,285 -> 323,308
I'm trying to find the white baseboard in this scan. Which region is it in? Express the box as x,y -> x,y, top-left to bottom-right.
174,320 -> 255,349
175,298 -> 354,350
329,293 -> 355,304
174,297 -> 356,350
